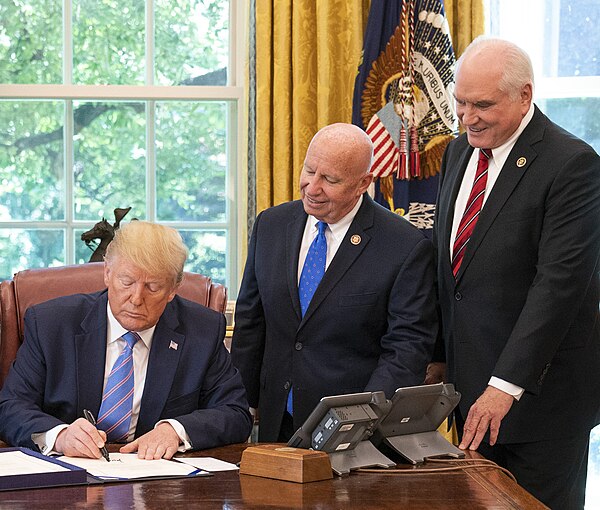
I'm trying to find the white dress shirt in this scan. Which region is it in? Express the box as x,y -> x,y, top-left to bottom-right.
298,195 -> 363,282
449,103 -> 535,401
34,303 -> 191,455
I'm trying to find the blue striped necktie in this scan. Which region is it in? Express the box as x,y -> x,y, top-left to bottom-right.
288,221 -> 328,415
97,331 -> 140,442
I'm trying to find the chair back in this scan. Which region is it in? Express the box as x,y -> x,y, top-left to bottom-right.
0,263 -> 226,388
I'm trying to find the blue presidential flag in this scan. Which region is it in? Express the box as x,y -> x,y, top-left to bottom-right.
352,0 -> 457,235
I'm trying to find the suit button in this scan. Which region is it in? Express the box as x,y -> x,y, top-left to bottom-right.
454,292 -> 462,301
295,342 -> 303,351
284,381 -> 290,390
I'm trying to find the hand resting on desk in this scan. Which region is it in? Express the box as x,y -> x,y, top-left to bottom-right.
56,419 -> 180,460
120,422 -> 180,460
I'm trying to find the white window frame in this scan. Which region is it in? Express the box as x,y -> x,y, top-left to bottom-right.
0,0 -> 248,295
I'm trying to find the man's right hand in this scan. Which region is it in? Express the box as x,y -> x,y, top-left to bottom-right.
54,418 -> 108,458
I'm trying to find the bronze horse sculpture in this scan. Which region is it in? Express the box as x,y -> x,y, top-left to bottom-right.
81,207 -> 132,262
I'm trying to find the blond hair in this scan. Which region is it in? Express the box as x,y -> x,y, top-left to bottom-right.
105,221 -> 188,285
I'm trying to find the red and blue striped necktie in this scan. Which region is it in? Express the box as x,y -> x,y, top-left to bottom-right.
97,331 -> 140,442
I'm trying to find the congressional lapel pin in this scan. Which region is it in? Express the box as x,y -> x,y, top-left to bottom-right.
169,340 -> 178,351
516,157 -> 527,168
350,234 -> 361,245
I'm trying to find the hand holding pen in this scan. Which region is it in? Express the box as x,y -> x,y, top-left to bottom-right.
83,409 -> 111,462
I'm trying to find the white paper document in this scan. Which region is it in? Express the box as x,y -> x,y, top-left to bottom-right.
57,453 -> 202,480
176,457 -> 239,472
0,451 -> 69,476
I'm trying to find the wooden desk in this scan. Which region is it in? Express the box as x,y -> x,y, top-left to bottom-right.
0,443 -> 547,509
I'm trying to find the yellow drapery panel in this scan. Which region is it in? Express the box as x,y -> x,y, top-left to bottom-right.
445,0 -> 485,57
254,0 -> 483,214
255,0 -> 370,212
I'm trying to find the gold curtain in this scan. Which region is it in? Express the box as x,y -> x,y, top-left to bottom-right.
445,0 -> 485,57
253,0 -> 484,213
254,0 -> 370,212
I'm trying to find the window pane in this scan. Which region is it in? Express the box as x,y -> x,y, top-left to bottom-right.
487,0 -> 599,79
73,101 -> 146,221
555,0 -> 599,77
155,101 -> 227,222
0,229 -> 65,281
0,0 -> 62,84
0,101 -> 65,221
73,0 -> 145,85
540,97 -> 600,152
155,0 -> 229,86
181,230 -> 226,285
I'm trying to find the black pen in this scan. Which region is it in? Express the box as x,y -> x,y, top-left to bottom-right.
83,409 -> 111,462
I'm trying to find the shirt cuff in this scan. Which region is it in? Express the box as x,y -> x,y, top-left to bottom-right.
32,424 -> 69,455
489,376 -> 525,401
156,419 -> 191,452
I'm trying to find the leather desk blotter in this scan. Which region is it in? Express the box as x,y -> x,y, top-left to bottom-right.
239,444 -> 333,483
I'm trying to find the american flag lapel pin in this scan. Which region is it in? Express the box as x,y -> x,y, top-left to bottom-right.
169,340 -> 178,351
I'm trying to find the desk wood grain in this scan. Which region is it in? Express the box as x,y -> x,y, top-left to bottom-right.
0,443 -> 547,509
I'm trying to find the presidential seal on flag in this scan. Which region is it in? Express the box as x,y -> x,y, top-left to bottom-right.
352,0 -> 458,233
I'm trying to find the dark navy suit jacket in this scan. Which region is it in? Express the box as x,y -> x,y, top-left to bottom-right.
0,291 -> 252,450
231,194 -> 438,441
433,106 -> 600,443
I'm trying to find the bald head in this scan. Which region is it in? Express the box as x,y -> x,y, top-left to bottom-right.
300,123 -> 374,224
308,123 -> 374,177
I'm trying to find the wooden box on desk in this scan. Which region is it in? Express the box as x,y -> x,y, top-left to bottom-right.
239,444 -> 332,483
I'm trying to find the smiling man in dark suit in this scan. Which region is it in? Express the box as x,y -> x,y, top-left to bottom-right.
0,221 -> 252,459
427,37 -> 600,509
231,123 -> 438,442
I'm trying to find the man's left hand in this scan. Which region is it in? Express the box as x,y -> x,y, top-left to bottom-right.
459,386 -> 514,451
119,422 -> 181,459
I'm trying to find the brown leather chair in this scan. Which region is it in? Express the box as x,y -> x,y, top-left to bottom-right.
0,263 -> 227,389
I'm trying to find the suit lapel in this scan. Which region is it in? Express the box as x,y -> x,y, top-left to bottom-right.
299,195 -> 373,326
286,204 -> 309,321
76,293 -> 109,417
455,109 -> 544,280
136,304 -> 184,436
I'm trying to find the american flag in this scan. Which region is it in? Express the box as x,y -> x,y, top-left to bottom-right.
366,102 -> 401,178
352,0 -> 457,235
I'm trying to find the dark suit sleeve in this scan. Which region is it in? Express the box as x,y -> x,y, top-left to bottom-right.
0,308 -> 67,449
230,212 -> 267,408
365,235 -> 438,394
494,147 -> 600,392
173,313 -> 253,449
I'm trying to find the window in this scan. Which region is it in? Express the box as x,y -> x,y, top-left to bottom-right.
486,0 -> 600,152
0,0 -> 247,292
485,1 -> 600,508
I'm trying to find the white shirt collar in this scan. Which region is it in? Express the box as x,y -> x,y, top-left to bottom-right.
306,194 -> 363,242
106,301 -> 155,349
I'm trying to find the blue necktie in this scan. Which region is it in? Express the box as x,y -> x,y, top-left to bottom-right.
97,331 -> 140,442
288,221 -> 328,415
298,221 -> 328,316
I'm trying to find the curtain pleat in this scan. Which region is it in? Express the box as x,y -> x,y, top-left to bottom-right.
445,0 -> 485,57
254,0 -> 370,212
